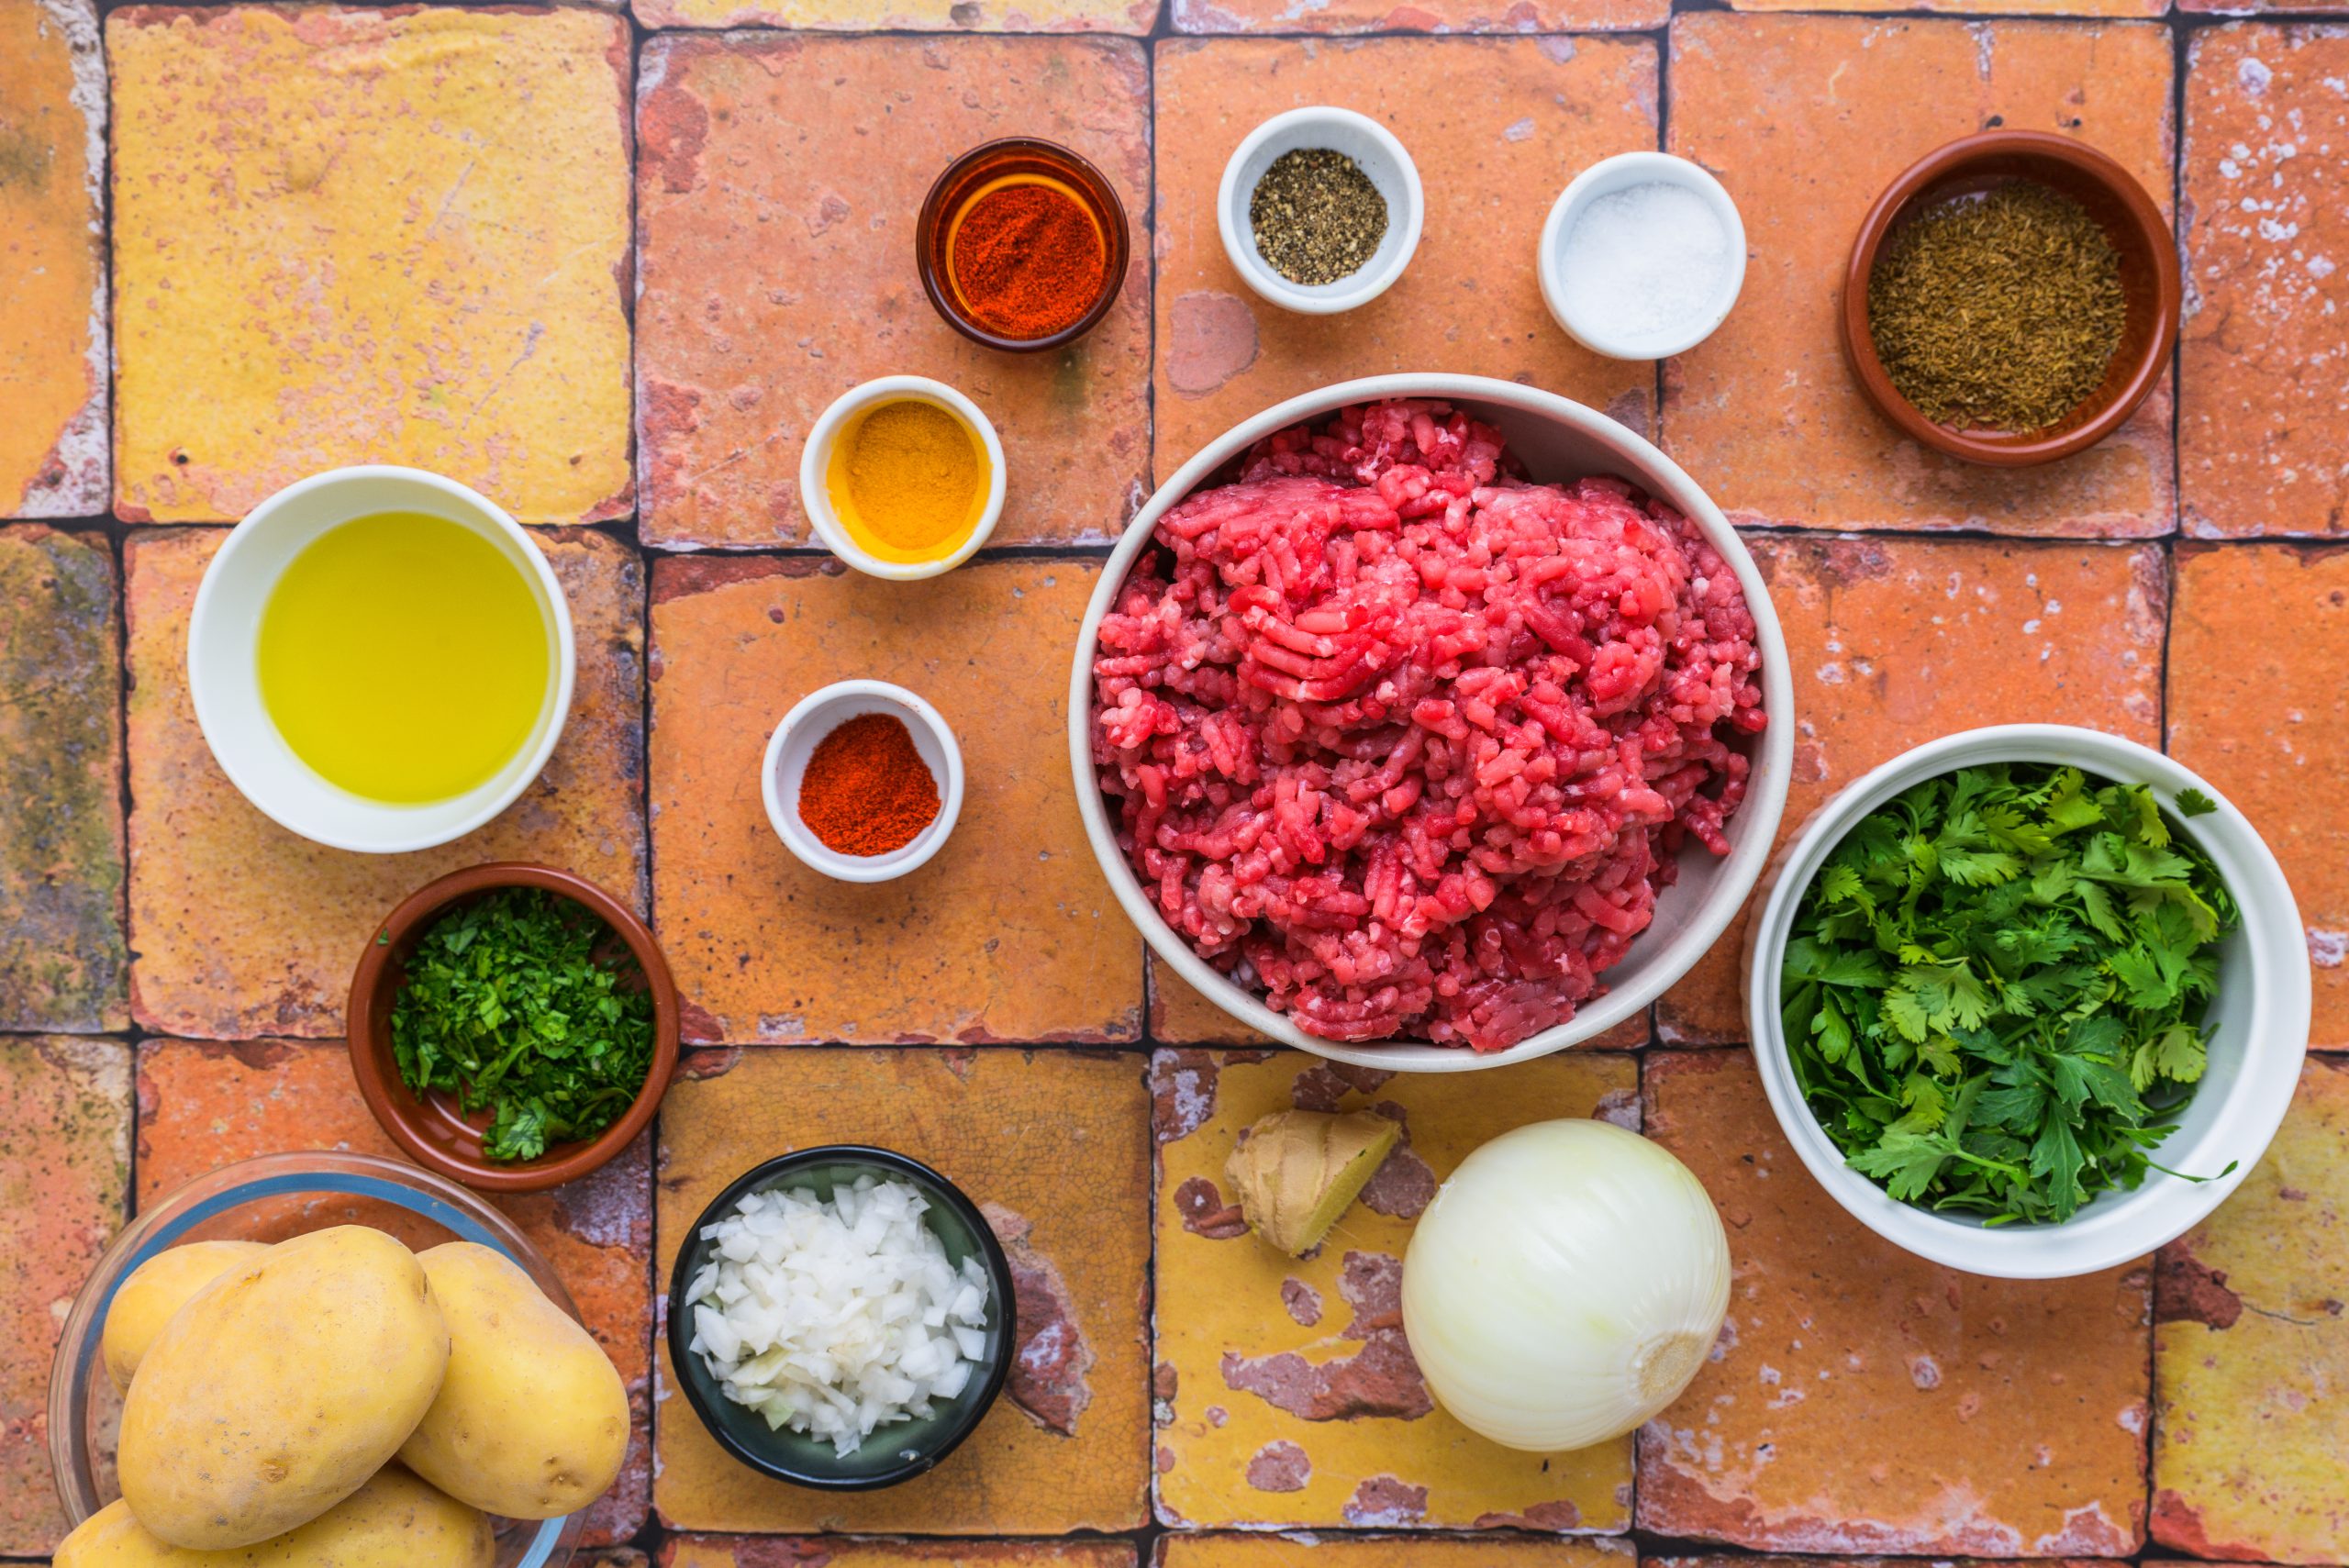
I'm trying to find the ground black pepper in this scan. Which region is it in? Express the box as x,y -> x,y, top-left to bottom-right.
1248,148 -> 1389,288
1865,180 -> 2127,434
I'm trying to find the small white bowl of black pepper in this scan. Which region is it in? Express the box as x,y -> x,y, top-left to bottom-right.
1218,106 -> 1423,316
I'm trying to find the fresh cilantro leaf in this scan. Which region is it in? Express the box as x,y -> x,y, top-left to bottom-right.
2175,787 -> 2220,818
1847,1129 -> 1955,1202
1782,762 -> 2238,1226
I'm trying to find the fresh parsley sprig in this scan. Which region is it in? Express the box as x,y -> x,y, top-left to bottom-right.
390,888 -> 657,1163
1781,763 -> 2239,1226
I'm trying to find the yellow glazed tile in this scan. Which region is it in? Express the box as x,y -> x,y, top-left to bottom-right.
664,1540 -> 1137,1567
0,0 -> 106,517
1151,1049 -> 1639,1530
109,6 -> 633,524
654,1049 -> 1152,1534
1159,1538 -> 1635,1566
125,527 -> 647,1039
2151,1058 -> 2349,1563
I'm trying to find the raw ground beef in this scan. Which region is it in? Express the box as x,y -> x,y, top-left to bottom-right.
1090,399 -> 1767,1051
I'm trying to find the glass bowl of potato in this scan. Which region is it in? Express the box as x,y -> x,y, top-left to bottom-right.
48,1151 -> 607,1567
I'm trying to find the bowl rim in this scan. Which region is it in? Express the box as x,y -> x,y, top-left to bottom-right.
1538,150 -> 1749,361
345,862 -> 681,1193
1215,106 -> 1427,317
915,136 -> 1130,354
185,464 -> 578,854
1839,129 -> 2182,468
663,1144 -> 1018,1492
46,1150 -> 581,1566
1742,723 -> 2311,1280
1066,372 -> 1796,1071
797,376 -> 1008,581
761,679 -> 967,884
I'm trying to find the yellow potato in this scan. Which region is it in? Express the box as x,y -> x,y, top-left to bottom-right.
117,1226 -> 451,1551
397,1241 -> 629,1519
53,1466 -> 495,1567
101,1241 -> 271,1391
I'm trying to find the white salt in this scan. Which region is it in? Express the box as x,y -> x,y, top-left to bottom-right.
1558,180 -> 1732,345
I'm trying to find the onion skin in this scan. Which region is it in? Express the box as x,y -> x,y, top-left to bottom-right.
1400,1118 -> 1729,1452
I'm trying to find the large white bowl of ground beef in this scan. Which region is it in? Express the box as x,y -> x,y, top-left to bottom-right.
1073,374 -> 1794,1071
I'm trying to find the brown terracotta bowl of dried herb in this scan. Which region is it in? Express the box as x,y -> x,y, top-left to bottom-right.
1842,130 -> 2179,467
347,862 -> 680,1193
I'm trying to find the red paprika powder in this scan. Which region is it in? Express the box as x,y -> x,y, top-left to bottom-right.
797,713 -> 941,857
946,179 -> 1107,340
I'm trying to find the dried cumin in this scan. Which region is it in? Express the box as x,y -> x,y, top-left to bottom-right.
1865,181 -> 2127,434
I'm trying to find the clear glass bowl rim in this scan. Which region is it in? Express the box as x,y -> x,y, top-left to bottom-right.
46,1149 -> 581,1566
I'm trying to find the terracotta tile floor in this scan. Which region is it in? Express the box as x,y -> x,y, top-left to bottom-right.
3,0 -> 2347,1564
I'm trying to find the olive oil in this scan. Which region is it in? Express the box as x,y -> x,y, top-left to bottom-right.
257,511 -> 551,804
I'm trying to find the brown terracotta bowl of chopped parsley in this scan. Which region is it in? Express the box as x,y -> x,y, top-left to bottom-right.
1841,129 -> 2180,467
348,863 -> 680,1192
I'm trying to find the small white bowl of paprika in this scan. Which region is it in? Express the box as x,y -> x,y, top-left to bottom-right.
800,376 -> 1006,581
763,680 -> 965,884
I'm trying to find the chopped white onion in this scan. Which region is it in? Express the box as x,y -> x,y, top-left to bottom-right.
686,1175 -> 992,1455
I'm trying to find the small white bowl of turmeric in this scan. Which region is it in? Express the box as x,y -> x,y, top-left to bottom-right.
800,376 -> 1006,580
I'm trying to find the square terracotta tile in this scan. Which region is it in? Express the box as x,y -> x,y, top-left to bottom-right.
635,0 -> 1155,32
2180,26 -> 2349,538
133,1039 -> 656,1545
1657,535 -> 2167,1044
1152,38 -> 1659,473
0,526 -> 124,1033
664,1540 -> 1137,1568
1152,1049 -> 1639,1531
1159,1538 -> 1636,1566
108,6 -> 633,524
0,1037 -> 129,1555
2168,544 -> 2349,1051
1169,0 -> 1664,34
653,1048 -> 1152,1534
1637,1051 -> 2154,1555
635,35 -> 1151,550
124,527 -> 647,1040
2151,1057 -> 2349,1563
1664,14 -> 2176,537
1654,1557 -> 2126,1568
1723,0 -> 2163,14
648,557 -> 1141,1044
0,0 -> 105,517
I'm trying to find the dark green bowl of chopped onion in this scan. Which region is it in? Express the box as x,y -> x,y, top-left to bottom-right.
664,1146 -> 1016,1490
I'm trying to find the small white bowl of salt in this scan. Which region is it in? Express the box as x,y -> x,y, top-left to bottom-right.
1539,151 -> 1746,361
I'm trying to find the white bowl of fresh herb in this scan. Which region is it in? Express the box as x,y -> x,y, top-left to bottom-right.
1746,725 -> 2309,1279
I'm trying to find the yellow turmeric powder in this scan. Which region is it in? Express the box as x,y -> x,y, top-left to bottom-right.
828,399 -> 985,562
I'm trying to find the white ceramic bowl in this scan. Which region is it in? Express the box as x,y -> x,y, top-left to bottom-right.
1744,724 -> 2310,1280
1218,107 -> 1424,316
185,466 -> 575,855
1069,373 -> 1795,1072
763,679 -> 965,884
799,376 -> 1006,581
1539,151 -> 1747,361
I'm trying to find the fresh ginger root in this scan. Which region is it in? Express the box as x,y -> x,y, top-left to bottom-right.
1225,1108 -> 1400,1255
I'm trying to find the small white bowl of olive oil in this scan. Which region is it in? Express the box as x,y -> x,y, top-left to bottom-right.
187,466 -> 576,853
